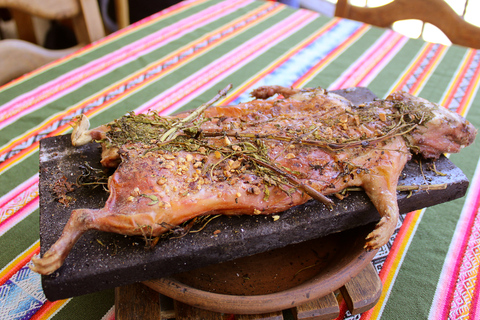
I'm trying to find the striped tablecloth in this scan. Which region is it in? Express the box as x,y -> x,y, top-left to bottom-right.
1,0 -> 479,319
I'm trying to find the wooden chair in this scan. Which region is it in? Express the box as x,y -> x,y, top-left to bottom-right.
335,0 -> 480,49
0,0 -> 105,85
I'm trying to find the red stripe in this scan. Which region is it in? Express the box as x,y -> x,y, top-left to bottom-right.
442,193 -> 480,319
456,59 -> 480,115
0,176 -> 37,208
0,245 -> 39,286
292,23 -> 369,88
29,300 -> 65,320
0,2 -> 278,171
376,212 -> 416,279
332,32 -> 404,89
469,271 -> 480,320
443,51 -> 476,108
221,19 -> 342,105
407,45 -> 445,94
0,196 -> 38,229
392,43 -> 435,91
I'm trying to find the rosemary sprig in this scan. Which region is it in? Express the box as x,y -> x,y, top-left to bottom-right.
243,155 -> 334,207
201,111 -> 424,151
343,183 -> 447,193
159,84 -> 232,142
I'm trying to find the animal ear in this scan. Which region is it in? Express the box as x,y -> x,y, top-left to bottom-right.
71,114 -> 92,146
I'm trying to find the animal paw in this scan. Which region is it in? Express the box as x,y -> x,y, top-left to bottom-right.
364,216 -> 396,251
29,250 -> 65,275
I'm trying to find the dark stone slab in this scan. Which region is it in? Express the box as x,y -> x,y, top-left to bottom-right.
37,88 -> 470,300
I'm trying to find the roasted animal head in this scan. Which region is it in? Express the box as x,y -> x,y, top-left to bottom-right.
387,91 -> 477,159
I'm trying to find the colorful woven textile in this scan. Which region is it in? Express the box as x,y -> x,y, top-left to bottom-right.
1,0 -> 479,319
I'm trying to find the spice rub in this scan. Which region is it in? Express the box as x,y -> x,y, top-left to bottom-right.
31,85 -> 477,275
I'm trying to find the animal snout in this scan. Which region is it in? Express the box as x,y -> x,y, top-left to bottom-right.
460,120 -> 477,146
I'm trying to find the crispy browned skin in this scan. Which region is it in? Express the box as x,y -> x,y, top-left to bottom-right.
31,86 -> 477,275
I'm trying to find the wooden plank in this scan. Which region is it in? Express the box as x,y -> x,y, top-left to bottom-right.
236,311 -> 284,320
159,294 -> 176,320
10,9 -> 36,43
174,300 -> 227,320
76,0 -> 105,42
115,283 -> 161,320
339,263 -> 382,315
114,0 -> 130,29
293,292 -> 339,320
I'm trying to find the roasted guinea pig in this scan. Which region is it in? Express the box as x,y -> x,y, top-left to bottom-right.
31,85 -> 477,275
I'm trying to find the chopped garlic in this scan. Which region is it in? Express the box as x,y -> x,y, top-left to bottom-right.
131,187 -> 140,197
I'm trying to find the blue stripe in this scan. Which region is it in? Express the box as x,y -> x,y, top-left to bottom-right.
231,19 -> 365,104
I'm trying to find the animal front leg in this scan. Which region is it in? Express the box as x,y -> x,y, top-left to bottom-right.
30,209 -> 94,275
71,114 -> 109,147
71,114 -> 93,146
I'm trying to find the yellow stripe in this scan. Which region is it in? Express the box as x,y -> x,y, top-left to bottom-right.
0,0 -> 209,91
458,57 -> 480,115
0,2 -> 279,170
410,45 -> 448,96
296,23 -> 370,88
365,209 -> 424,320
36,300 -> 70,320
439,50 -> 475,106
0,240 -> 39,281
218,11 -> 324,102
389,43 -> 432,93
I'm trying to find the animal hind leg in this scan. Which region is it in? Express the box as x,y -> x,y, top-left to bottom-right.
361,175 -> 401,251
30,208 -> 95,275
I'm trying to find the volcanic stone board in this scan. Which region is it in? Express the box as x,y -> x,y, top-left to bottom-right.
37,87 -> 469,300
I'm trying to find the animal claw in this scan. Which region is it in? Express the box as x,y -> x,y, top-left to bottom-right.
364,216 -> 395,251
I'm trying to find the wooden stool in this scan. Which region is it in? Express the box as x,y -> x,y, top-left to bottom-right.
115,263 -> 381,319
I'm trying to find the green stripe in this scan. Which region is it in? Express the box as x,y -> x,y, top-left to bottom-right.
0,152 -> 39,198
382,69 -> 480,317
0,1 -> 269,147
0,210 -> 39,268
418,45 -> 469,102
52,290 -> 114,319
368,38 -> 424,97
0,3 -> 289,197
83,6 -> 295,127
304,26 -> 386,89
0,0 -> 220,103
174,16 -> 333,115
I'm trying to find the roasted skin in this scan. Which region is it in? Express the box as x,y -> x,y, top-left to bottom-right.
31,85 -> 477,275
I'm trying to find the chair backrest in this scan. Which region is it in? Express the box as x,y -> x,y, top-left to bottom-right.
335,0 -> 480,49
0,0 -> 105,44
0,0 -> 105,86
